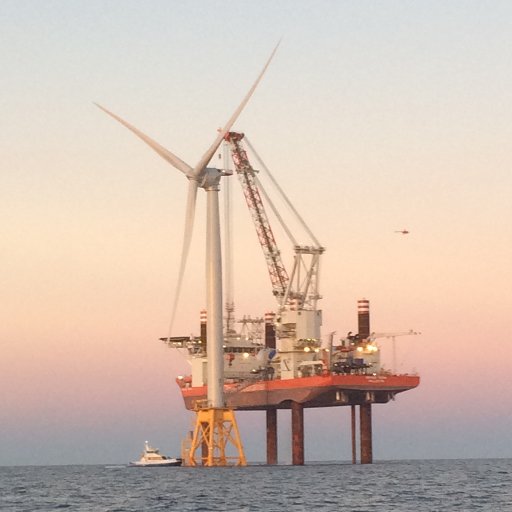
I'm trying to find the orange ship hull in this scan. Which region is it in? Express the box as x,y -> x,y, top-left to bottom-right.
178,373 -> 420,411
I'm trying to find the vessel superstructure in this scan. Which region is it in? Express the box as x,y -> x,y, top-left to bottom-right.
166,306 -> 419,412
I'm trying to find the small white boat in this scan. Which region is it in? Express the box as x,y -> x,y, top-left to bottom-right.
129,441 -> 182,467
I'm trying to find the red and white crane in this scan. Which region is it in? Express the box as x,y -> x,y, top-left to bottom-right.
224,132 -> 325,379
225,132 -> 289,300
225,132 -> 324,311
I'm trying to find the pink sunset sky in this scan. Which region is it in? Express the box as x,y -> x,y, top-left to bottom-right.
1,0 -> 511,465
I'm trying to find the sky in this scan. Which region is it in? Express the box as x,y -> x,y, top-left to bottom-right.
1,0 -> 511,465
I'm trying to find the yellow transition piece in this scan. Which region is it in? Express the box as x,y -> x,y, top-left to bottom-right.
184,407 -> 247,467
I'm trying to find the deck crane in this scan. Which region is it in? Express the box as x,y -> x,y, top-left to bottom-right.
225,132 -> 289,300
224,132 -> 325,379
369,330 -> 421,374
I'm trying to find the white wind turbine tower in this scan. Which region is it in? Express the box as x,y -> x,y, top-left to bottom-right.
96,43 -> 279,466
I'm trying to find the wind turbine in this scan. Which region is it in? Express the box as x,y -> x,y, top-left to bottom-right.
96,43 -> 279,465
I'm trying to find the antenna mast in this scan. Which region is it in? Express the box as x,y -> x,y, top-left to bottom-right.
222,142 -> 236,336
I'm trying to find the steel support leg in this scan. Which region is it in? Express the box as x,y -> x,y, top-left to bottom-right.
360,404 -> 373,464
291,401 -> 304,465
266,408 -> 278,465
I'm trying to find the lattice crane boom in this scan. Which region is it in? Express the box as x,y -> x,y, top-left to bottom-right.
225,132 -> 289,299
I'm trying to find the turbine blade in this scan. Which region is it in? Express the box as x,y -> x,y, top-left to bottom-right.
192,41 -> 280,177
94,103 -> 193,175
167,179 -> 199,337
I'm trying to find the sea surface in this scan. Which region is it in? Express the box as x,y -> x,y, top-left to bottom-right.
1,459 -> 511,511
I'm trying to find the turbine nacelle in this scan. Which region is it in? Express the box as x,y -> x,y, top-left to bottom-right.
195,167 -> 232,191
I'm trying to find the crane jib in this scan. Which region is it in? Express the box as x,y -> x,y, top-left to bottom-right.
226,132 -> 289,300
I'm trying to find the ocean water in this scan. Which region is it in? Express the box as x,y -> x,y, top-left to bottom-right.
1,459 -> 511,511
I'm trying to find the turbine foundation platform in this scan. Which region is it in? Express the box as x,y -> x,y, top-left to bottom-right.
187,407 -> 246,467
